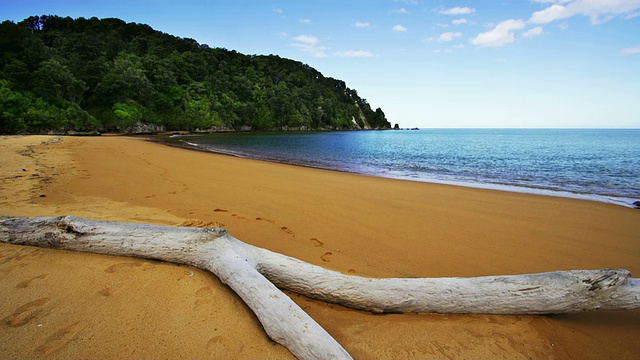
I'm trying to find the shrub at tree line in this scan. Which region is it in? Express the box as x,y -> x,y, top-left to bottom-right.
0,15 -> 391,134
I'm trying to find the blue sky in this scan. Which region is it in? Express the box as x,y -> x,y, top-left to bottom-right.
2,0 -> 640,128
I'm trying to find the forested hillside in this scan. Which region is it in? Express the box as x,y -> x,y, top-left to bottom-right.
0,15 -> 390,134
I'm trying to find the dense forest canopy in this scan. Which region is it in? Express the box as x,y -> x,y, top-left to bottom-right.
0,15 -> 391,134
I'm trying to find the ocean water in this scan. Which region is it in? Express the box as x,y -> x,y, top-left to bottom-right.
161,129 -> 640,207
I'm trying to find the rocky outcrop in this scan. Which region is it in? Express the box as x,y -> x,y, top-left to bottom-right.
122,121 -> 166,135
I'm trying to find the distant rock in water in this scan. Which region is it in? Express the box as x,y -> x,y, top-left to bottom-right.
633,201 -> 640,209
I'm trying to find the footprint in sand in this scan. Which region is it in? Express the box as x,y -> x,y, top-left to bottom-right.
194,286 -> 216,311
2,298 -> 50,327
256,217 -> 275,223
321,252 -> 333,262
213,208 -> 229,213
16,273 -> 49,288
309,238 -> 324,247
37,321 -> 87,356
280,227 -> 295,237
104,261 -> 144,273
206,335 -> 244,353
0,249 -> 40,265
97,287 -> 115,297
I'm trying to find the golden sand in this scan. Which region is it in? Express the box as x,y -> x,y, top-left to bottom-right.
1,135 -> 639,359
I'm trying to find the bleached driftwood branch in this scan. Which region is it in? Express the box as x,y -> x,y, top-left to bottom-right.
1,215 -> 639,360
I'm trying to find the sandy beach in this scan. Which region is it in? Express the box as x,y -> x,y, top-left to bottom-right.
1,134 -> 639,359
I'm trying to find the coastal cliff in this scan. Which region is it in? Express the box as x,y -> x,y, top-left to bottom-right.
0,15 -> 391,134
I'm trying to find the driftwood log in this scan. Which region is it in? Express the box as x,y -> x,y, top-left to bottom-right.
1,215 -> 639,360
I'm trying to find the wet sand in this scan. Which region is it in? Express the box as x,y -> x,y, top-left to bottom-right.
1,135 -> 639,359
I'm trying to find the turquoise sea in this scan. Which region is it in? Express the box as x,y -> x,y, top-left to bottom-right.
160,129 -> 640,208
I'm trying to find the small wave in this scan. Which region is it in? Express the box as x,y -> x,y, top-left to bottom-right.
182,141 -> 200,147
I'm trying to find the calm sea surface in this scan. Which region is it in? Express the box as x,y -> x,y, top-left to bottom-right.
160,129 -> 640,207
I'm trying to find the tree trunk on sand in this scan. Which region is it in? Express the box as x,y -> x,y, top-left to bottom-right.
2,215 -> 639,360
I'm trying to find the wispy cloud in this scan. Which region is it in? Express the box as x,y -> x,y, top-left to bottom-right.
392,24 -> 408,32
334,50 -> 376,57
440,7 -> 476,15
290,35 -> 376,58
391,8 -> 409,14
620,46 -> 640,55
438,32 -> 463,42
452,18 -> 468,25
523,26 -> 545,38
291,34 -> 329,57
530,0 -> 640,25
292,34 -> 318,44
354,21 -> 371,28
470,19 -> 526,47
299,18 -> 311,24
625,11 -> 640,19
532,0 -> 572,3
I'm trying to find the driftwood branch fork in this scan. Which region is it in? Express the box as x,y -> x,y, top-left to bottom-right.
1,215 -> 639,360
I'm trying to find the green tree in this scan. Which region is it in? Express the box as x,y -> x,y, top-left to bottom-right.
94,53 -> 154,106
112,101 -> 145,128
32,58 -> 87,105
0,79 -> 29,132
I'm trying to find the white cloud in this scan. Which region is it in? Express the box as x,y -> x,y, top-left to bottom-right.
290,36 -> 377,58
299,18 -> 311,24
452,43 -> 465,49
625,11 -> 640,18
452,18 -> 468,25
274,8 -> 284,14
470,19 -> 526,47
395,0 -> 420,4
291,35 -> 329,57
391,8 -> 409,14
393,24 -> 408,32
334,50 -> 376,57
440,7 -> 476,15
530,0 -> 640,25
620,46 -> 640,55
532,0 -> 571,3
530,4 -> 572,23
523,26 -> 545,38
434,48 -> 453,53
470,0 -> 640,50
354,21 -> 371,28
438,31 -> 463,42
293,34 -> 319,45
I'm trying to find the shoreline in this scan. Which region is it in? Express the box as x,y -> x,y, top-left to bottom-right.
154,133 -> 639,209
1,135 -> 639,359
